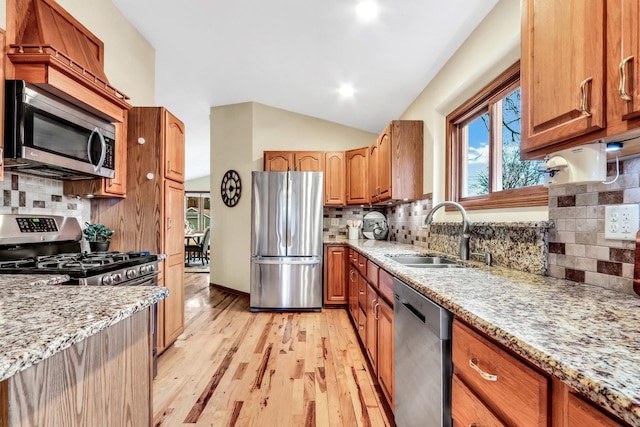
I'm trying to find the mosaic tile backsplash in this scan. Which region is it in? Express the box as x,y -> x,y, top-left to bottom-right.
0,172 -> 90,222
325,199 -> 551,276
547,156 -> 640,295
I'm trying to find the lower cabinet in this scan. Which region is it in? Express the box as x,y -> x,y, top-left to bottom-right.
453,319 -> 628,427
324,244 -> 348,305
346,248 -> 394,411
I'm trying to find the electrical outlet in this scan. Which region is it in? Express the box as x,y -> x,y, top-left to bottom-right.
330,218 -> 340,226
605,204 -> 640,240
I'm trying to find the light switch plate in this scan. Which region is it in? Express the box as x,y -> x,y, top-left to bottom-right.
330,218 -> 340,226
604,204 -> 640,240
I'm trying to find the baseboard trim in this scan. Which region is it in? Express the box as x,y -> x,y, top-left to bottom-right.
209,282 -> 249,297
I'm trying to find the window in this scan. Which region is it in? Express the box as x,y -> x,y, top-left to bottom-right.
185,192 -> 211,231
446,61 -> 547,210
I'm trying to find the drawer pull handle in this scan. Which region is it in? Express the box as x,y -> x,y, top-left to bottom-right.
469,358 -> 498,381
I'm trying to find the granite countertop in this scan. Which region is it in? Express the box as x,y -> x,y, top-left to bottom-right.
0,274 -> 168,382
332,239 -> 640,426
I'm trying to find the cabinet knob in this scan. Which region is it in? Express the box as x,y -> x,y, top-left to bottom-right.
146,173 -> 154,180
137,137 -> 146,145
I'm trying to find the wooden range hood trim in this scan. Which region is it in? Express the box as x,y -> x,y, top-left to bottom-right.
8,0 -> 132,121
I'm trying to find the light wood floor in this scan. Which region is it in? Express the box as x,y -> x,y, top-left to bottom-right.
153,273 -> 395,427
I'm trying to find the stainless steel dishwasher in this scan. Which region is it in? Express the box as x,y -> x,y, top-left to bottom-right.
394,277 -> 452,427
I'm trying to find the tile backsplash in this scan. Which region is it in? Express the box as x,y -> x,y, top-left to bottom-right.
0,172 -> 90,221
547,156 -> 640,295
326,198 -> 551,276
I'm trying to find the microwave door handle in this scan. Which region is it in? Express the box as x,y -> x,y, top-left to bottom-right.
87,127 -> 107,172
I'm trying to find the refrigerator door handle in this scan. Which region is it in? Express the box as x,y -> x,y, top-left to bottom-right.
252,258 -> 322,266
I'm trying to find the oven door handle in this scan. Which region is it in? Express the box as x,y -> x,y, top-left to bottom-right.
87,127 -> 107,172
116,272 -> 159,286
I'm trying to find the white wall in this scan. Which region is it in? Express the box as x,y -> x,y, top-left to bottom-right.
185,176 -> 211,192
401,0 -> 548,223
210,102 -> 376,293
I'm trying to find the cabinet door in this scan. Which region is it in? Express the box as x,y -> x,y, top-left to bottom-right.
163,180 -> 185,346
346,147 -> 369,204
365,282 -> 378,370
295,151 -> 324,172
348,265 -> 359,323
106,121 -> 128,195
164,109 -> 186,183
620,0 -> 640,120
377,124 -> 392,201
323,245 -> 347,305
453,374 -> 506,427
264,151 -> 294,171
521,0 -> 606,154
369,141 -> 379,202
377,297 -> 394,409
324,151 -> 346,206
567,392 -> 624,427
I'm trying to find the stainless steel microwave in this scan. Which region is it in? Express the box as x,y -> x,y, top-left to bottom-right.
3,80 -> 116,180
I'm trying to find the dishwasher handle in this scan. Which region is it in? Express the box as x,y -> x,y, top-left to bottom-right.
401,301 -> 425,323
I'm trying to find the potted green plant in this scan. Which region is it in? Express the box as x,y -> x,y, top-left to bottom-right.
83,222 -> 114,252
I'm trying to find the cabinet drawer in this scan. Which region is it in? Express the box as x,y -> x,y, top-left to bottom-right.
453,320 -> 549,427
366,260 -> 379,287
378,268 -> 394,303
452,374 -> 506,427
349,249 -> 357,265
357,254 -> 367,276
357,306 -> 367,343
358,273 -> 367,309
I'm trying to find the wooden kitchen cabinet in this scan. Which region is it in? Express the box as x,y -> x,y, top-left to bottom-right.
377,296 -> 394,409
521,0 -> 640,158
346,147 -> 369,204
323,244 -> 348,305
164,110 -> 186,183
90,107 -> 186,354
453,319 -> 549,426
552,378 -> 627,427
365,281 -> 378,369
348,248 -> 395,411
324,151 -> 346,206
369,120 -> 423,204
64,120 -> 128,197
263,151 -> 294,171
263,151 -> 324,172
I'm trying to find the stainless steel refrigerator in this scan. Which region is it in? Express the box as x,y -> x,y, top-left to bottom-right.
250,171 -> 324,311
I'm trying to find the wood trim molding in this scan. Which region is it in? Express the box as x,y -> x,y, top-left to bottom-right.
210,282 -> 250,297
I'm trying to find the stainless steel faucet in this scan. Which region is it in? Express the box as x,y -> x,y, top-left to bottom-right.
425,201 -> 472,260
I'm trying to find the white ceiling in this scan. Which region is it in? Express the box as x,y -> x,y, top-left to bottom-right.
111,0 -> 499,180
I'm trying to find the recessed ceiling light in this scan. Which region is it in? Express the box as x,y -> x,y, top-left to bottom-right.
338,84 -> 356,97
355,1 -> 379,22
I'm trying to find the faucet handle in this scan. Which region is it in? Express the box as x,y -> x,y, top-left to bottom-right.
471,252 -> 492,266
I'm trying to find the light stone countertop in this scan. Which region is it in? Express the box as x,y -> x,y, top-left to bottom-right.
327,238 -> 640,426
0,274 -> 168,382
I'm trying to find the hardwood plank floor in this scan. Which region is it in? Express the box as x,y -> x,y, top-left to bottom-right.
153,273 -> 395,427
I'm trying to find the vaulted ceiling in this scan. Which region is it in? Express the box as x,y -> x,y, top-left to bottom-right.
112,0 -> 499,180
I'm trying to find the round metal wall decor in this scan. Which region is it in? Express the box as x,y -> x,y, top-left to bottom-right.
221,170 -> 241,207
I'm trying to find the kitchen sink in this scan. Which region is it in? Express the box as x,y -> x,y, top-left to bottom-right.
388,255 -> 464,269
390,255 -> 457,265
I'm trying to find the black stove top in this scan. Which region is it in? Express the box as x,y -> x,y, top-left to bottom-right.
0,252 -> 158,277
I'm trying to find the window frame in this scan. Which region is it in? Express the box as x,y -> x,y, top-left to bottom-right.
445,61 -> 548,210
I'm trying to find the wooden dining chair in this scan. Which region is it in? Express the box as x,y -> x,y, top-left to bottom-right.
185,227 -> 211,265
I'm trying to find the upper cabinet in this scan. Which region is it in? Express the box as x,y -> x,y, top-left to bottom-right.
264,151 -> 324,172
264,150 -> 341,206
164,110 -> 186,183
346,147 -> 369,205
521,0 -> 640,158
369,120 -> 423,205
324,152 -> 346,206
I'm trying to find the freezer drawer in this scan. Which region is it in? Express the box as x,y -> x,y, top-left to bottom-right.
250,257 -> 322,311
